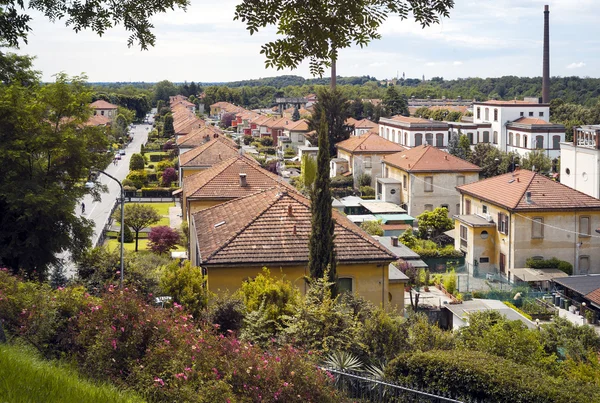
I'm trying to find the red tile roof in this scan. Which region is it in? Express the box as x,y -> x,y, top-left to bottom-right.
283,119 -> 310,131
192,188 -> 396,266
90,100 -> 118,110
457,169 -> 600,211
389,115 -> 431,124
383,145 -> 482,173
179,136 -> 240,168
336,132 -> 406,154
354,118 -> 377,129
84,115 -> 111,126
184,155 -> 292,200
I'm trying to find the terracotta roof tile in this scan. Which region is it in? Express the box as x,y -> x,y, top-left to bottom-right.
390,115 -> 431,124
90,100 -> 118,109
457,169 -> 600,211
585,288 -> 600,305
184,155 -> 292,199
175,116 -> 205,135
383,145 -> 482,173
283,119 -> 310,131
354,118 -> 377,129
84,115 -> 111,126
336,132 -> 406,154
177,126 -> 223,146
193,188 -> 396,266
179,136 -> 239,168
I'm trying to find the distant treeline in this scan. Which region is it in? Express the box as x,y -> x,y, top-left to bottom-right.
88,75 -> 600,112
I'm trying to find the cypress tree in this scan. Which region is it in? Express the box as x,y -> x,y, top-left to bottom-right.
307,116 -> 337,294
163,114 -> 175,137
292,106 -> 300,121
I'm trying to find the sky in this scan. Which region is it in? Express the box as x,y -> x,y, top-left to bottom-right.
13,0 -> 600,83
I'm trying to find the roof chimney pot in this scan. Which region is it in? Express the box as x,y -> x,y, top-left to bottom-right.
239,172 -> 247,187
391,236 -> 399,247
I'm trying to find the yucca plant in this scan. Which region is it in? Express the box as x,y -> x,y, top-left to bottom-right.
324,351 -> 363,371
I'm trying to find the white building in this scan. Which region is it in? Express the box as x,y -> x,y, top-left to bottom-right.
561,126 -> 600,198
472,99 -> 564,159
378,116 -> 449,148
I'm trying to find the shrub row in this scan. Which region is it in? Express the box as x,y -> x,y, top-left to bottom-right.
386,350 -> 598,403
330,175 -> 353,188
525,257 -> 573,275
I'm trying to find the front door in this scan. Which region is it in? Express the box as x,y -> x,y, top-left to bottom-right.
499,253 -> 506,275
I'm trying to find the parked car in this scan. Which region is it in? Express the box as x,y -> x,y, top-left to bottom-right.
115,154 -> 122,160
119,149 -> 126,155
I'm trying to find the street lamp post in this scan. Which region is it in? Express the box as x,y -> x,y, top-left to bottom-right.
86,169 -> 125,288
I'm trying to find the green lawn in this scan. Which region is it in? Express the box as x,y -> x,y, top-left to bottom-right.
145,152 -> 170,167
0,344 -> 145,403
105,238 -> 185,252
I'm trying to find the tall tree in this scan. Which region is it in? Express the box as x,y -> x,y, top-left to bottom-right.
307,118 -> 337,293
308,89 -> 353,156
383,85 -> 408,116
113,204 -> 161,252
0,73 -> 110,279
0,0 -> 188,49
234,0 -> 454,89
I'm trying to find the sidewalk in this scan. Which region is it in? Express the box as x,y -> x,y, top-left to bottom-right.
169,200 -> 183,229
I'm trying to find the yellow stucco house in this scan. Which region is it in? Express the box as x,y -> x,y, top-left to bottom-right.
190,188 -> 405,311
455,169 -> 600,279
178,136 -> 240,186
378,145 -> 482,218
182,154 -> 295,221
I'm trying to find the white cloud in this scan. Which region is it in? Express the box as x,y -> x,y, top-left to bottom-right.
368,62 -> 388,67
566,62 -> 586,69
453,61 -> 463,66
425,62 -> 436,67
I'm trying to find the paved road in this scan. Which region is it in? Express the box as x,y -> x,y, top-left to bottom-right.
60,118 -> 153,277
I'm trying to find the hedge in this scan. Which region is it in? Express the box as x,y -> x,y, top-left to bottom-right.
149,153 -> 170,163
386,350 -> 598,403
140,187 -> 179,197
525,257 -> 573,275
331,175 -> 353,188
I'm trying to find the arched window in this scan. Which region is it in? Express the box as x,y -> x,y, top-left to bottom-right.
476,107 -> 481,119
415,133 -> 423,146
404,133 -> 408,146
484,108 -> 490,121
553,135 -> 560,149
386,128 -> 390,139
436,133 -> 444,147
482,131 -> 490,143
523,135 -> 528,148
536,135 -> 544,149
493,109 -> 498,122
392,129 -> 396,142
516,133 -> 521,147
493,131 -> 498,144
425,133 -> 433,145
380,126 -> 384,137
508,132 -> 513,146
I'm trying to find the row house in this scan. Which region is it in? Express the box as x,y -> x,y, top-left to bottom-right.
176,125 -> 223,155
455,169 -> 600,278
182,154 -> 292,220
178,136 -> 239,186
190,187 -> 405,311
377,145 -> 481,218
233,110 -> 261,135
170,95 -> 196,113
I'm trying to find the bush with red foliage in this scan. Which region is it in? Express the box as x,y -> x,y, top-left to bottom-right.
161,167 -> 178,187
147,226 -> 180,255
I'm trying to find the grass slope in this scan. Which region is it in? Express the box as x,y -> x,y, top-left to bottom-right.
0,344 -> 145,403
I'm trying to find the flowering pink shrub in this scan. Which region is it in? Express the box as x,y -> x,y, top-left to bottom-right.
0,270 -> 341,402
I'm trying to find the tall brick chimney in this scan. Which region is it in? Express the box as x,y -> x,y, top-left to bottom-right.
542,5 -> 550,104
